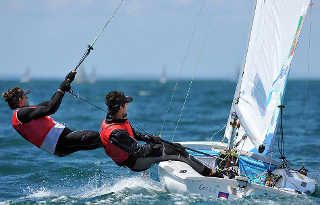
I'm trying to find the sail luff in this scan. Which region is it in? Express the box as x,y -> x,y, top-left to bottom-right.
224,0 -> 258,143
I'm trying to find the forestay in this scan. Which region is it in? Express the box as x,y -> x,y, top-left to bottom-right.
225,0 -> 310,154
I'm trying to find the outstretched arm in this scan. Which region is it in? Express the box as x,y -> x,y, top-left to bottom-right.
17,70 -> 76,123
17,91 -> 65,123
36,92 -> 60,107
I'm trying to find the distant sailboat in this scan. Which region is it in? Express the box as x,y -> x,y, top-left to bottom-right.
75,66 -> 87,84
75,66 -> 97,84
20,67 -> 31,83
159,65 -> 167,84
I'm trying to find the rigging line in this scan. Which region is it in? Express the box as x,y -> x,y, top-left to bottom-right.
69,92 -> 108,113
230,135 -> 246,175
159,0 -> 206,137
122,1 -> 132,15
209,124 -> 226,141
91,0 -> 124,48
268,151 -> 274,171
303,1 -> 313,167
74,0 -> 124,71
171,0 -> 217,142
69,92 -> 152,137
69,91 -> 153,136
277,107 -> 284,159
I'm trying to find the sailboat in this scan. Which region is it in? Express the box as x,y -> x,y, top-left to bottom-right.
158,0 -> 315,199
75,66 -> 87,84
159,65 -> 167,84
20,67 -> 31,83
75,66 -> 96,84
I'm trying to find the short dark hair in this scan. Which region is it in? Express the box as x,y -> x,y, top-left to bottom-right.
2,87 -> 23,110
105,91 -> 126,115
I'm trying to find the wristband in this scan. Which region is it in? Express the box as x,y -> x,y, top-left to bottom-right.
58,89 -> 65,94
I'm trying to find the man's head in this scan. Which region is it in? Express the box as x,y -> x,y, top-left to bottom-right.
2,87 -> 30,110
105,91 -> 133,118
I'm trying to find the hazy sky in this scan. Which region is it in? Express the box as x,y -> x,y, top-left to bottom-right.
0,0 -> 319,80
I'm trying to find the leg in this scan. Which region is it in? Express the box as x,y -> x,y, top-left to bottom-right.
130,143 -> 212,176
54,128 -> 102,157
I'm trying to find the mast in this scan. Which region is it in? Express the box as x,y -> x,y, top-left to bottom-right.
224,0 -> 258,151
227,113 -> 238,151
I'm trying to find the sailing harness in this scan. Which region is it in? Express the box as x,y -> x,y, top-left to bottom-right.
100,119 -> 134,164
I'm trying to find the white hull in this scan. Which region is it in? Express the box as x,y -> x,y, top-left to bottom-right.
158,141 -> 315,199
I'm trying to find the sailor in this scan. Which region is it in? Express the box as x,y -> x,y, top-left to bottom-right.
2,71 -> 102,157
100,90 -> 223,177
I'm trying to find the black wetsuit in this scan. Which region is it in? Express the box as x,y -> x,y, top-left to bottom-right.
17,91 -> 102,157
105,115 -> 212,176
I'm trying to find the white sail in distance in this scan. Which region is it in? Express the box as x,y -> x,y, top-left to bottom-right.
226,0 -> 310,154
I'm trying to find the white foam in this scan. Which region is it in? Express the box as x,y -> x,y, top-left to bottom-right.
20,175 -> 165,204
24,186 -> 57,199
76,175 -> 164,199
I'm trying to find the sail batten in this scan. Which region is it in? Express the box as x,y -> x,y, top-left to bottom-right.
225,0 -> 310,155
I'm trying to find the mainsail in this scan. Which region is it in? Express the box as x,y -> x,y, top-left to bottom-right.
224,0 -> 310,154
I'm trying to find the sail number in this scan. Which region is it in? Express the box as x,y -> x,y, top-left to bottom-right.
198,184 -> 217,193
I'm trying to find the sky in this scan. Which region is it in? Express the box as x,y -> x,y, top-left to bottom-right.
0,0 -> 319,80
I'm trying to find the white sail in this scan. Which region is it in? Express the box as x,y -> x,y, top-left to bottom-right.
20,67 -> 31,83
160,65 -> 167,84
225,0 -> 310,154
75,66 -> 87,84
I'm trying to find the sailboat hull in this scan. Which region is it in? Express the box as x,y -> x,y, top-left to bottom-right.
158,141 -> 315,199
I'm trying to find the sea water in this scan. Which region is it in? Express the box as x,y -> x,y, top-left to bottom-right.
0,80 -> 319,204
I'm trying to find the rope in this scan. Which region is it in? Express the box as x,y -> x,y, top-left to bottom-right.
74,0 -> 124,71
69,92 -> 108,113
268,151 -> 274,172
277,106 -> 286,162
68,91 -> 154,137
171,0 -> 217,142
159,0 -> 206,137
90,0 -> 124,48
209,124 -> 226,141
75,45 -> 93,71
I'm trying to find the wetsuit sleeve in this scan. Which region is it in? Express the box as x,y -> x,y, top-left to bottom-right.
132,127 -> 149,142
110,129 -> 156,157
37,101 -> 49,107
17,91 -> 64,123
36,92 -> 62,107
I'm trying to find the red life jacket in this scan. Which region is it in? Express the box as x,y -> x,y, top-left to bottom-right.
100,119 -> 134,164
12,108 -> 55,148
